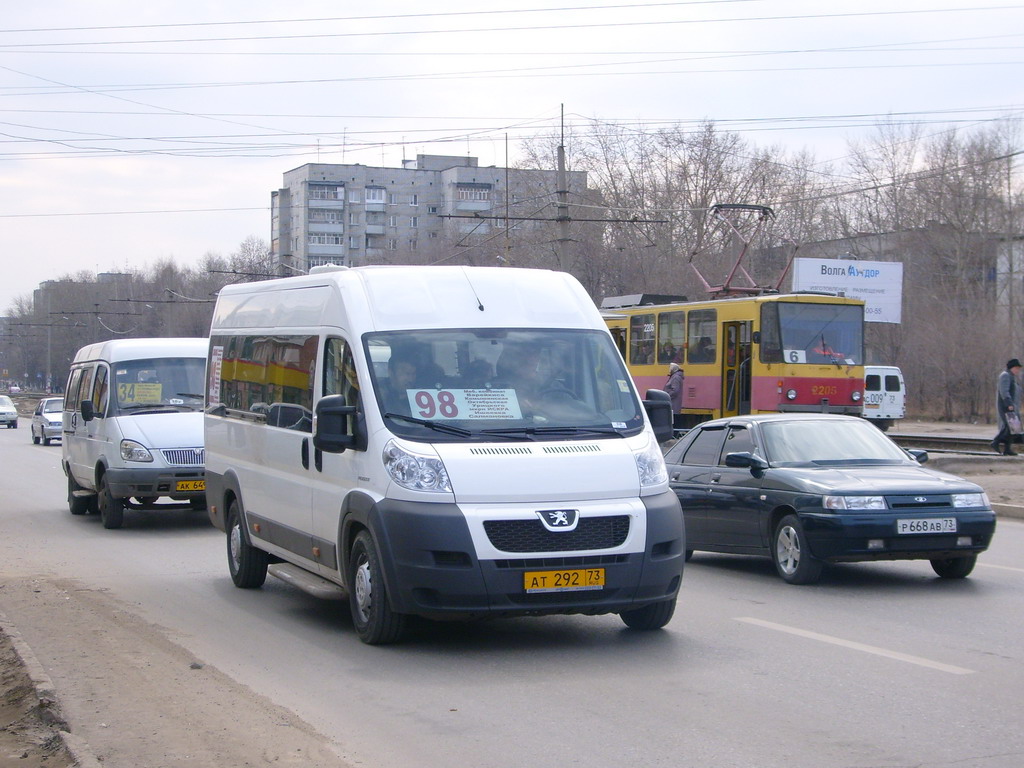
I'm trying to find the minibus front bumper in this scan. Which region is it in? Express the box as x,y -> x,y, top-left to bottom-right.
368,490 -> 685,619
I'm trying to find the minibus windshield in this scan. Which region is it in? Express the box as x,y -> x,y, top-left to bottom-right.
365,329 -> 645,441
112,357 -> 207,413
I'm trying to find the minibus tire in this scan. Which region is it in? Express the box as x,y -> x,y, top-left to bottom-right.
349,530 -> 407,645
67,472 -> 91,516
619,597 -> 676,630
98,474 -> 125,530
227,501 -> 268,589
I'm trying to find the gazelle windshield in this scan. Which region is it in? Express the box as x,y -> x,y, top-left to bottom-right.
364,328 -> 644,441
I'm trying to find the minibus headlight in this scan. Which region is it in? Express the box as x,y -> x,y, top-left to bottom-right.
120,440 -> 153,463
383,439 -> 452,493
851,390 -> 862,402
634,435 -> 668,488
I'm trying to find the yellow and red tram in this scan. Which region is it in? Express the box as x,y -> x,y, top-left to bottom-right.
604,293 -> 865,428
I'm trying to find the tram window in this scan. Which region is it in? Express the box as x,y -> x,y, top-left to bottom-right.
629,313 -> 656,365
759,303 -> 783,363
687,309 -> 717,363
657,311 -> 685,363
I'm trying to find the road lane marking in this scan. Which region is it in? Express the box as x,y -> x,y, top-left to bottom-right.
735,617 -> 975,675
978,562 -> 1024,573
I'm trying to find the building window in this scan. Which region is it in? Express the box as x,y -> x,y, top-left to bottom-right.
349,235 -> 360,249
457,185 -> 491,201
347,189 -> 361,203
366,187 -> 386,203
367,211 -> 385,225
428,206 -> 438,214
308,185 -> 343,200
388,214 -> 399,228
388,193 -> 398,205
410,216 -> 418,228
308,233 -> 344,245
308,209 -> 344,224
410,194 -> 419,206
387,238 -> 398,251
409,239 -> 418,251
348,211 -> 360,226
428,231 -> 438,239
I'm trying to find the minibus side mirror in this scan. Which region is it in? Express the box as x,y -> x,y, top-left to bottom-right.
80,400 -> 95,422
642,388 -> 674,443
313,394 -> 365,453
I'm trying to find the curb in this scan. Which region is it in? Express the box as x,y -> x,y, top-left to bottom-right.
0,610 -> 103,768
992,503 -> 1024,521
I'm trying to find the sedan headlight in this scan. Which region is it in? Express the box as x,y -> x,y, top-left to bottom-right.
383,439 -> 452,493
634,434 -> 668,488
952,492 -> 989,508
823,495 -> 886,510
120,440 -> 153,462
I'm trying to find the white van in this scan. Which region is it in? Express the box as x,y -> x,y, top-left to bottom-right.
862,365 -> 906,431
62,338 -> 208,529
205,265 -> 684,644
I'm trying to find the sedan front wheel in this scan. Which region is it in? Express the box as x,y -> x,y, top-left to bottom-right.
772,514 -> 823,585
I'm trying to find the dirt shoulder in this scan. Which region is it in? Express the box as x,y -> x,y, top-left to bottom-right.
0,577 -> 355,768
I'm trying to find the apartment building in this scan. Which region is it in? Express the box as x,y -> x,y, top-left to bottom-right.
271,154 -> 589,272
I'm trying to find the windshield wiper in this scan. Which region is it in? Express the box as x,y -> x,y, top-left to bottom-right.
481,425 -> 624,438
384,412 -> 473,437
819,333 -> 842,369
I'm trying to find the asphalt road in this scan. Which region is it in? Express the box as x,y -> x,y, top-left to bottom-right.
1,430 -> 1023,768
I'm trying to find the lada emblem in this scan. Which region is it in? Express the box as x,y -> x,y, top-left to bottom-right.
538,509 -> 579,532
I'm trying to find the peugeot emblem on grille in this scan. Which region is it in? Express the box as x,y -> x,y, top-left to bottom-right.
914,496 -> 928,503
538,509 -> 579,532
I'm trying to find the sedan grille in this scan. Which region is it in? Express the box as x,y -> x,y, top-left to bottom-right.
161,448 -> 205,466
885,495 -> 952,509
484,515 -> 630,553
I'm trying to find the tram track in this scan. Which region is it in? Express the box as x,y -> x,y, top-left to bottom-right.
889,433 -> 996,455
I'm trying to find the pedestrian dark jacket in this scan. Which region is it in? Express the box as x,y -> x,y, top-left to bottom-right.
997,368 -> 1020,422
665,365 -> 684,412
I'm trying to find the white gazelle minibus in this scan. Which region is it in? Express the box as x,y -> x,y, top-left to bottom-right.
205,265 -> 685,643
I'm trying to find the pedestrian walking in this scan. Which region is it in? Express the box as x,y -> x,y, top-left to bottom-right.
664,362 -> 684,429
992,358 -> 1022,455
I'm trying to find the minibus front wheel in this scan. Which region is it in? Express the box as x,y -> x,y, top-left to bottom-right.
349,530 -> 407,645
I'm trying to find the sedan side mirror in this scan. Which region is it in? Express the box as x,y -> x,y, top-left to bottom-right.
724,451 -> 769,472
906,449 -> 928,464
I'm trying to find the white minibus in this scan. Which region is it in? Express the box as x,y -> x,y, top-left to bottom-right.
205,265 -> 685,644
63,338 -> 208,529
862,365 -> 906,431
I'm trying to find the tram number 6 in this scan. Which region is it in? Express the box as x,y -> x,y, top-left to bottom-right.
415,390 -> 460,419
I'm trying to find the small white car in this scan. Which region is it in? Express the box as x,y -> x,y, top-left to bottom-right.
0,395 -> 18,428
31,397 -> 64,445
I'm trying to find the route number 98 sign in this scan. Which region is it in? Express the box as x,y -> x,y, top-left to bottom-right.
408,388 -> 523,420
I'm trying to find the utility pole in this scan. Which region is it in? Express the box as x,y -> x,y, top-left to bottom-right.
556,106 -> 570,269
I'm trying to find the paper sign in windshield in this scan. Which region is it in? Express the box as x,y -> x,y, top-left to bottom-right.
119,382 -> 162,404
408,388 -> 522,420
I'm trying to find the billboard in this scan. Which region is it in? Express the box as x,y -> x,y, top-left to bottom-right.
791,258 -> 903,324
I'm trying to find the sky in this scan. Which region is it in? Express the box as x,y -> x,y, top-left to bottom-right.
1,0 -> 1022,311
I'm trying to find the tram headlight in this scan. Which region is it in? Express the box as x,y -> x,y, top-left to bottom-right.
785,389 -> 798,400
851,390 -> 862,402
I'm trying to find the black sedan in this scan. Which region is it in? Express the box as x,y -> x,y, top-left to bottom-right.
664,414 -> 996,584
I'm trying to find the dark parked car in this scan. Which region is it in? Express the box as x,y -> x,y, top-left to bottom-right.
665,414 -> 996,584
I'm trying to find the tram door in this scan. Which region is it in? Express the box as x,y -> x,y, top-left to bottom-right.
721,321 -> 752,417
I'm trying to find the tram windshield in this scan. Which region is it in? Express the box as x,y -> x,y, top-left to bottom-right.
760,301 -> 863,366
364,328 -> 645,442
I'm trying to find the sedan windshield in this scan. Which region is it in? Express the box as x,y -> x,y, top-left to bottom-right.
42,399 -> 63,413
365,328 -> 644,441
760,419 -> 912,465
0,396 -> 13,408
